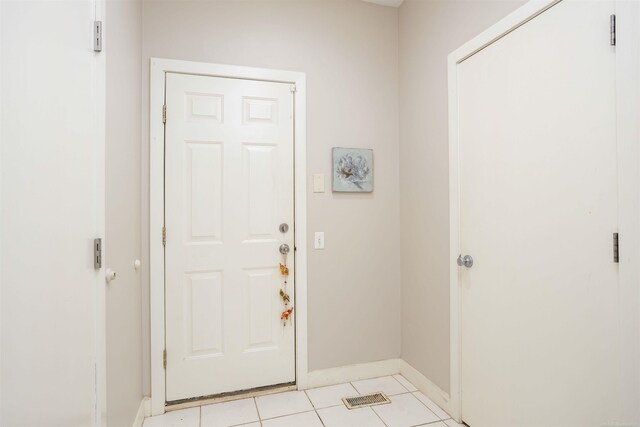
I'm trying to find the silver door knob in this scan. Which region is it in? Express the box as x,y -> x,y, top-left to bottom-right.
457,254 -> 473,268
279,244 -> 290,255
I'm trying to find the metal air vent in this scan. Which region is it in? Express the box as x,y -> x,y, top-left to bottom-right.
342,392 -> 391,409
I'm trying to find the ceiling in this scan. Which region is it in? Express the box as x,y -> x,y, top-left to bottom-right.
362,0 -> 405,7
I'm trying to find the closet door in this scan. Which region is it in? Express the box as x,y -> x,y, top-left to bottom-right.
1,1 -> 105,425
458,1 -> 620,426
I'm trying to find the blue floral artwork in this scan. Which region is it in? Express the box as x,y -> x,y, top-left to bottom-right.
332,147 -> 373,192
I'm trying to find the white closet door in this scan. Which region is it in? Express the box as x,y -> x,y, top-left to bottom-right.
458,1 -> 620,426
1,1 -> 104,425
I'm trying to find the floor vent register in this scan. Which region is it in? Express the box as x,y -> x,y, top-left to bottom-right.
342,392 -> 391,409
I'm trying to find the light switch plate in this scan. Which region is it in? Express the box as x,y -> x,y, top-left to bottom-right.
313,174 -> 325,193
314,232 -> 325,249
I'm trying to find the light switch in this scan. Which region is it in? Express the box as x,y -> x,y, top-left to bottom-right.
314,232 -> 325,249
313,174 -> 325,193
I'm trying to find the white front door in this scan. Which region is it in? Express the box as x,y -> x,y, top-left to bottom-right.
458,1 -> 621,426
164,73 -> 295,401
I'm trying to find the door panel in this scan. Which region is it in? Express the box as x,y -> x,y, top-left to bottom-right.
458,1 -> 620,426
165,73 -> 295,401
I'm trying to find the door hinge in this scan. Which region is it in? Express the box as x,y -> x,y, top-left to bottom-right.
162,104 -> 167,124
93,21 -> 102,52
610,14 -> 616,46
163,350 -> 167,369
613,232 -> 619,263
290,84 -> 297,93
94,238 -> 102,269
162,226 -> 167,246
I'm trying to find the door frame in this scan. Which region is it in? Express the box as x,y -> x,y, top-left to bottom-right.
447,0 -> 640,422
149,58 -> 308,415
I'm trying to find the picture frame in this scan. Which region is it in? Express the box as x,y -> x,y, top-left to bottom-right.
332,147 -> 374,193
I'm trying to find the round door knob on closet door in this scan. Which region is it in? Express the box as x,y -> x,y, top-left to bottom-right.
279,244 -> 290,255
457,254 -> 474,268
105,268 -> 117,283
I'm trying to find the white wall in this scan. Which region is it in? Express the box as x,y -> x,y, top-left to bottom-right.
141,0 -> 401,393
105,0 -> 144,426
1,1 -> 104,425
398,0 -> 525,393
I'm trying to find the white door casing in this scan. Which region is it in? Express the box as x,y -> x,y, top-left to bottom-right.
150,59 -> 308,416
450,1 -> 630,426
164,73 -> 296,401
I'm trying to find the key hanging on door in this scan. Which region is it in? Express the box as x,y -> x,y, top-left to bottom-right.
279,251 -> 293,326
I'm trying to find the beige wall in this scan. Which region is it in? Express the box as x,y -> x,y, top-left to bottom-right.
138,0 -> 527,399
141,0 -> 401,393
106,0 -> 143,425
398,0 -> 525,393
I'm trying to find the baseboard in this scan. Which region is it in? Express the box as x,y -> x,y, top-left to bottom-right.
305,358 -> 402,389
132,397 -> 151,427
398,359 -> 452,418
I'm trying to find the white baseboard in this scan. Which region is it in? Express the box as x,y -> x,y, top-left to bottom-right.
304,358 -> 402,389
398,359 -> 453,418
132,397 -> 151,427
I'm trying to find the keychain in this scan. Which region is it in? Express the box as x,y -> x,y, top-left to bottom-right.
279,247 -> 293,326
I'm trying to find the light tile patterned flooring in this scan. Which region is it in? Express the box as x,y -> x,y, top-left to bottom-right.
142,375 -> 467,427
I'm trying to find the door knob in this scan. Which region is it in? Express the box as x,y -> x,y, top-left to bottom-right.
105,268 -> 117,283
457,254 -> 474,268
279,244 -> 290,255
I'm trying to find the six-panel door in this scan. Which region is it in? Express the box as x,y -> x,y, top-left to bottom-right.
165,73 -> 295,401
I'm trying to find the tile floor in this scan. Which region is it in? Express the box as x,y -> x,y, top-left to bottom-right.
142,375 -> 467,427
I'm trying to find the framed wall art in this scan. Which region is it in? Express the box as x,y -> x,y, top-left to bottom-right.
332,147 -> 373,193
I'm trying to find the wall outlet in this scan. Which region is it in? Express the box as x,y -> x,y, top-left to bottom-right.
314,232 -> 325,249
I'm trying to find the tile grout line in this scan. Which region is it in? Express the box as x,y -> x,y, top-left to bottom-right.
398,388 -> 443,424
411,421 -> 448,427
300,388 -> 326,426
349,380 -> 390,427
394,374 -> 452,422
314,408 -> 326,427
252,397 -> 263,426
390,374 -> 412,393
370,404 -> 391,427
410,391 -> 449,421
258,409 -> 316,423
352,375 -> 411,396
186,377 -> 446,427
366,376 -> 438,427
303,389 -> 318,410
395,374 -> 449,421
348,380 -> 362,396
417,418 -> 455,426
